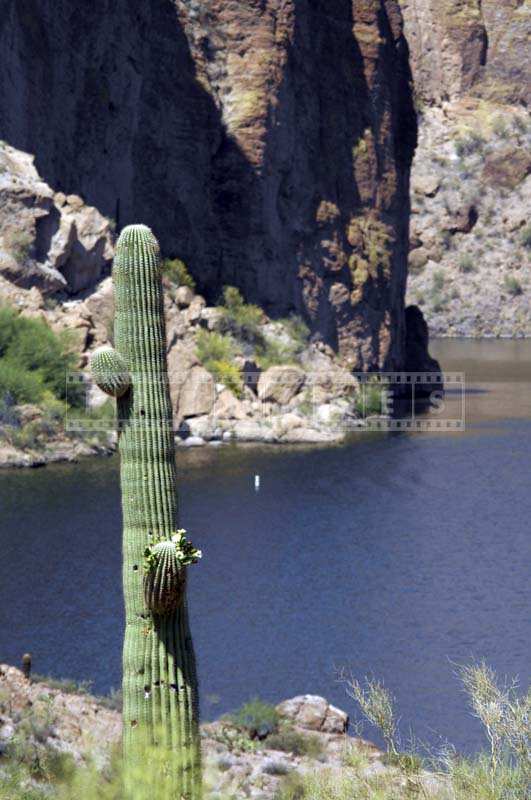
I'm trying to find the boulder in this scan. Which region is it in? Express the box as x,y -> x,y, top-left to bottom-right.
276,695 -> 348,734
177,365 -> 215,419
174,285 -> 194,308
280,427 -> 341,444
231,420 -> 276,442
257,366 -> 305,405
213,389 -> 247,420
184,295 -> 206,325
272,413 -> 304,438
200,307 -> 224,331
83,277 -> 114,346
408,247 -> 430,272
412,173 -> 440,198
48,199 -> 114,293
0,143 -> 113,294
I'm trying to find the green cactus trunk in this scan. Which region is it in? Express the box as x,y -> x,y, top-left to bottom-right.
96,225 -> 201,796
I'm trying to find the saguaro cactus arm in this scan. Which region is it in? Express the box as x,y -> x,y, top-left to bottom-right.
90,345 -> 131,397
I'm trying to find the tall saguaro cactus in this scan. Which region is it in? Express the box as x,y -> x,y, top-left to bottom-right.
91,225 -> 201,796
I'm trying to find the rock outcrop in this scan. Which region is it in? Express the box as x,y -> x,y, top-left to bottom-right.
401,0 -> 531,336
0,0 -> 417,369
0,144 -> 114,294
0,665 -> 445,800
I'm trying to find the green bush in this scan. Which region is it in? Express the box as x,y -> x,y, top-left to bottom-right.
0,360 -> 45,404
458,253 -> 476,273
196,330 -> 236,364
432,270 -> 445,292
0,306 -> 83,406
255,337 -> 298,370
196,330 -> 243,396
280,315 -> 310,349
4,229 -> 33,264
219,286 -> 263,342
266,727 -> 324,758
355,380 -> 385,417
520,224 -> 531,250
228,698 -> 280,739
503,275 -> 523,297
161,258 -> 196,290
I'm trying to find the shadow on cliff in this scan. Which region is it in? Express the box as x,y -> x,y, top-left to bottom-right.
0,0 -> 259,302
259,0 -> 416,369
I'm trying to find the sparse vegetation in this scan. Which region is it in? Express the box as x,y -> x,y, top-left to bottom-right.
432,270 -> 445,292
161,257 -> 196,290
279,315 -> 310,350
0,306 -> 83,407
458,253 -> 476,273
1,663 -> 528,800
503,275 -> 523,297
228,698 -> 280,740
520,224 -> 531,250
266,728 -> 324,759
195,329 -> 243,396
454,131 -> 485,157
219,286 -> 264,342
255,337 -> 298,370
355,380 -> 385,417
4,229 -> 33,264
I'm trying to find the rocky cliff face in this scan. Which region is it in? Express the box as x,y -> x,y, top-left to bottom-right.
0,0 -> 416,369
401,0 -> 531,336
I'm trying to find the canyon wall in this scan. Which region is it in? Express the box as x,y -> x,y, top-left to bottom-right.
0,0 -> 417,369
401,0 -> 530,336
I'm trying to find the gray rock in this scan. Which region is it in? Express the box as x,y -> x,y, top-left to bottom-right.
232,420 -> 276,442
174,285 -> 194,307
257,366 -> 305,405
181,436 -> 206,447
178,365 -> 215,419
276,695 -> 348,734
0,143 -> 113,294
213,389 -> 247,420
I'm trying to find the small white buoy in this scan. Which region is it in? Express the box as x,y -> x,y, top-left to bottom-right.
254,474 -> 260,491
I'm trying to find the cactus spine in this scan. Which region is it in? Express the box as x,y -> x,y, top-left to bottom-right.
91,225 -> 201,796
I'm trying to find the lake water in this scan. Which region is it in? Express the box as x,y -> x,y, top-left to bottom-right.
1,339 -> 530,754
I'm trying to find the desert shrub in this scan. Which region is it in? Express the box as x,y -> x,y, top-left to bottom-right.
459,253 -> 476,273
219,286 -> 263,342
432,270 -> 445,292
196,330 -> 243,396
0,306 -> 83,406
266,727 -> 324,759
255,337 -> 298,370
454,131 -> 485,157
280,315 -> 310,348
431,292 -> 448,313
228,698 -> 280,739
196,330 -> 236,364
354,380 -> 385,417
503,275 -> 523,297
492,116 -> 509,138
520,224 -> 531,250
95,688 -> 123,712
341,674 -> 398,758
161,258 -> 195,290
0,361 -> 45,404
458,662 -> 531,782
31,674 -> 93,695
4,229 -> 33,264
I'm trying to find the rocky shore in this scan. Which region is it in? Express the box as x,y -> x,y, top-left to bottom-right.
0,665 -> 444,800
0,273 -> 373,469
